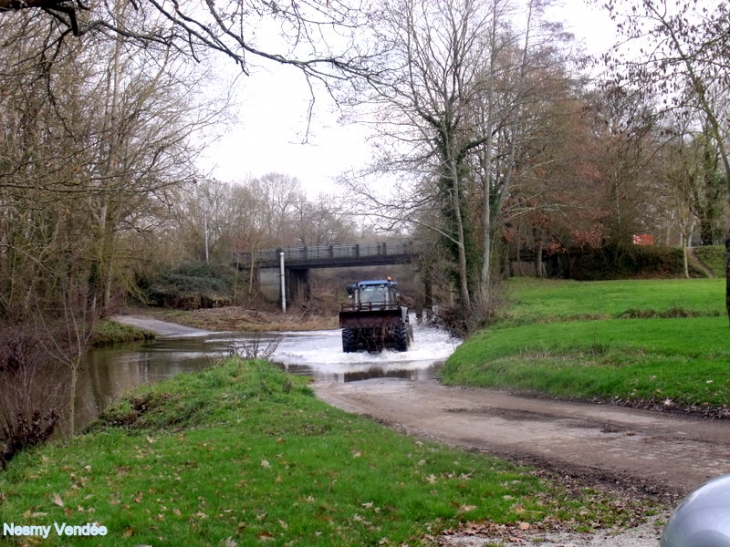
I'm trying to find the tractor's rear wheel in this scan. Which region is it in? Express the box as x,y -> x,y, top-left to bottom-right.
342,328 -> 356,353
394,324 -> 409,352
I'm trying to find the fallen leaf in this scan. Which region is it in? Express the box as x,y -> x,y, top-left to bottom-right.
519,521 -> 530,530
52,493 -> 64,507
261,460 -> 270,468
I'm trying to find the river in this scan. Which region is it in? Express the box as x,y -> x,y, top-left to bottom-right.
75,318 -> 460,430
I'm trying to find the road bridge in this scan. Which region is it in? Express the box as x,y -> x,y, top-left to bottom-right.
234,239 -> 428,307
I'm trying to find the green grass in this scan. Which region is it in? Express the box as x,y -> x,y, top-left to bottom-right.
90,320 -> 155,347
693,245 -> 726,277
0,359 -> 656,546
443,278 -> 730,412
500,278 -> 724,326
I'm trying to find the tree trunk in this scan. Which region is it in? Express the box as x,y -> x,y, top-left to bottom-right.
68,364 -> 78,438
726,233 -> 730,326
450,172 -> 471,312
535,228 -> 544,278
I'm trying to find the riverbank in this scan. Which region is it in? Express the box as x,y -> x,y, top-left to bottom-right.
0,358 -> 662,547
130,305 -> 339,332
94,305 -> 338,346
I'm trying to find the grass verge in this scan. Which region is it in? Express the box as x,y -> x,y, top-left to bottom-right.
90,320 -> 155,347
442,278 -> 730,415
0,359 -> 658,546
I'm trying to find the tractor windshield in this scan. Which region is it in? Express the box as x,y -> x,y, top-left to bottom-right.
359,284 -> 388,304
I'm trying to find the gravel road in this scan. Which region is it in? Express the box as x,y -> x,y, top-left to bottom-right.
314,378 -> 730,546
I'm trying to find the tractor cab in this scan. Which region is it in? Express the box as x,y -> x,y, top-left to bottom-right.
345,279 -> 399,310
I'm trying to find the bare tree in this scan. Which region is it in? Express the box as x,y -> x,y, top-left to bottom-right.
0,0 -> 378,84
342,0 -> 574,327
603,0 -> 730,319
0,2 -> 232,446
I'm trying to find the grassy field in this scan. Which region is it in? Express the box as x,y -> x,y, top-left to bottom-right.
0,359 -> 656,546
500,278 -> 724,324
442,278 -> 730,412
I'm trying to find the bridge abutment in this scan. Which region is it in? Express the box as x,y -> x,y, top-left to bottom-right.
288,269 -> 311,304
258,268 -> 282,303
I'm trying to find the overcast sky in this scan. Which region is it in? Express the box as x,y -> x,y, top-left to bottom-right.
196,0 -> 619,197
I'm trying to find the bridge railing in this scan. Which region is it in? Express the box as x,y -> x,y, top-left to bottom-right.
235,239 -> 425,267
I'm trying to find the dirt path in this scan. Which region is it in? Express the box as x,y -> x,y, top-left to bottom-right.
687,247 -> 715,278
112,315 -> 722,544
115,314 -> 730,497
112,315 -> 211,337
314,378 -> 730,498
115,316 -> 730,495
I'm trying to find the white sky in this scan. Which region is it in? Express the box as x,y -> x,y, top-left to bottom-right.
196,0 -> 618,197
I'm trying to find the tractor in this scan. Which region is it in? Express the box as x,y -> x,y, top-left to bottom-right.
339,279 -> 413,353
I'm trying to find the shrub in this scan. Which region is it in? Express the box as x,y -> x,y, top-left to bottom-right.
0,410 -> 59,469
0,324 -> 66,468
553,245 -> 706,280
145,262 -> 241,309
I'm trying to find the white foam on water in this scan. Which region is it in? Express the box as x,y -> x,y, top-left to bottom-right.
270,322 -> 461,376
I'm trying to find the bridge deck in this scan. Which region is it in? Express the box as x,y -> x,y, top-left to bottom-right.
235,239 -> 425,269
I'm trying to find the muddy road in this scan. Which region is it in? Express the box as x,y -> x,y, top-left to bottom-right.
315,378 -> 730,498
116,314 -> 730,497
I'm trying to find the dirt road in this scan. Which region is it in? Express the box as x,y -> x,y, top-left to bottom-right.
113,315 -> 702,544
116,314 -> 730,497
314,378 -> 730,498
